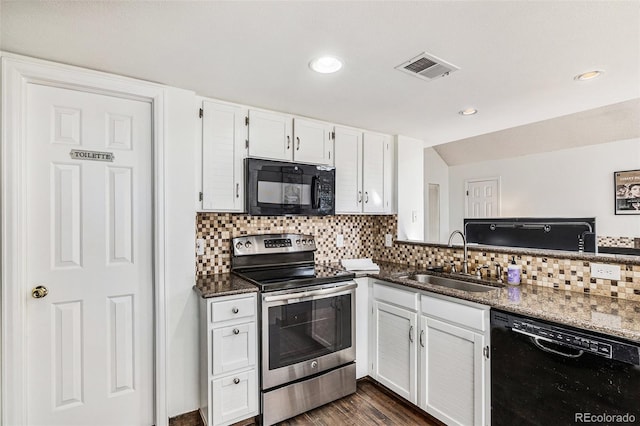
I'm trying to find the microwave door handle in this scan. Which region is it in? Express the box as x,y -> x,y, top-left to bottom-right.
311,176 -> 320,209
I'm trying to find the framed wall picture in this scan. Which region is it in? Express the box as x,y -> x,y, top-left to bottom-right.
614,170 -> 640,214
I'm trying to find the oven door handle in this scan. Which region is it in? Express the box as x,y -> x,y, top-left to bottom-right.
263,282 -> 357,303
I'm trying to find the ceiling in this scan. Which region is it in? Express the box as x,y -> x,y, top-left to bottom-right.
1,1 -> 639,150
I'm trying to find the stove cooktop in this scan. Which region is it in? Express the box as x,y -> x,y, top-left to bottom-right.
233,264 -> 355,293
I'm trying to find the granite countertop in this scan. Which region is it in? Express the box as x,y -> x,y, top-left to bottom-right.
349,261 -> 640,343
194,273 -> 258,298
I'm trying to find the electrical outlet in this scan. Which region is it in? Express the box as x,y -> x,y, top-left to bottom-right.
385,234 -> 393,247
336,234 -> 344,247
590,263 -> 620,280
196,238 -> 205,256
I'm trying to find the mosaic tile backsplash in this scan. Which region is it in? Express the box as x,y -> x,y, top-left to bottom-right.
196,213 -> 640,301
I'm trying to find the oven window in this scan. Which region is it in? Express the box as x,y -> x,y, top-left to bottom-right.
268,294 -> 352,370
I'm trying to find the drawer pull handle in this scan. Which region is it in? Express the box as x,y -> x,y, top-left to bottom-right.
233,378 -> 240,384
409,325 -> 414,343
233,328 -> 240,335
420,330 -> 425,347
232,307 -> 239,314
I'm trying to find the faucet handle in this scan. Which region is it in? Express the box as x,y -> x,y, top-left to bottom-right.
449,261 -> 457,274
475,265 -> 489,279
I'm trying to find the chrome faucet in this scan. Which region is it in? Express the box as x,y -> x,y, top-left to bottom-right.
448,230 -> 469,275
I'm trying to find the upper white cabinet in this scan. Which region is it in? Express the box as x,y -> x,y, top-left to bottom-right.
334,128 -> 395,214
247,109 -> 292,161
293,118 -> 333,165
334,126 -> 363,212
201,100 -> 248,212
246,110 -> 333,165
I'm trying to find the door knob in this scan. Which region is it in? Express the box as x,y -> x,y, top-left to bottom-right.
32,285 -> 48,299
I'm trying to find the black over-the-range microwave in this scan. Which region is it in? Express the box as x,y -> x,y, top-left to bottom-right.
245,158 -> 336,216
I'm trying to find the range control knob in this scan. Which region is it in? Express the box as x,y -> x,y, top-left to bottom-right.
235,242 -> 243,250
308,239 -> 314,245
296,239 -> 301,245
301,239 -> 307,245
245,241 -> 252,249
310,360 -> 318,369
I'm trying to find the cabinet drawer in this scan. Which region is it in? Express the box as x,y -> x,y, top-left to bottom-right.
421,295 -> 487,332
211,295 -> 256,324
211,369 -> 258,426
212,322 -> 257,375
372,281 -> 419,311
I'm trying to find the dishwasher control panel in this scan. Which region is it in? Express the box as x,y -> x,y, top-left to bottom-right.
512,319 -> 613,358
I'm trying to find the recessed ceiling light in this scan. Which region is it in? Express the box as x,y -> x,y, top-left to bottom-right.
574,70 -> 603,81
309,56 -> 343,74
459,108 -> 478,116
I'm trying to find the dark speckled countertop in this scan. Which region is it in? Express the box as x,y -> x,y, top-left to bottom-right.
194,261 -> 640,343
194,273 -> 258,298
352,261 -> 640,343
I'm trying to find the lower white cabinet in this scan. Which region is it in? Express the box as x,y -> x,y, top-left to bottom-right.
369,280 -> 490,426
200,293 -> 259,426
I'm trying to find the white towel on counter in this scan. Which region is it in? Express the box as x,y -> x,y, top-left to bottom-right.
341,258 -> 380,272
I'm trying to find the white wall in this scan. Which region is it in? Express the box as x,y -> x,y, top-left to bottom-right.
396,135 -> 424,241
164,87 -> 199,416
448,138 -> 640,239
424,147 -> 450,243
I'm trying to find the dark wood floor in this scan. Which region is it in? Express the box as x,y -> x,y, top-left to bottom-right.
169,379 -> 440,426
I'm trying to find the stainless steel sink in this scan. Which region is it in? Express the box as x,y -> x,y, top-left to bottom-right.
397,274 -> 500,293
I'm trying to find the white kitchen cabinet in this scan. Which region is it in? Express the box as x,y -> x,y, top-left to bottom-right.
355,277 -> 370,379
419,294 -> 490,426
200,293 -> 259,426
292,117 -> 333,165
201,100 -> 248,212
334,128 -> 394,214
370,281 -> 418,404
247,109 -> 292,161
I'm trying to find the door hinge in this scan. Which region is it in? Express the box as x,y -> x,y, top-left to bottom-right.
199,108 -> 203,118
466,190 -> 469,196
245,116 -> 249,126
199,192 -> 203,202
245,139 -> 249,149
483,345 -> 490,359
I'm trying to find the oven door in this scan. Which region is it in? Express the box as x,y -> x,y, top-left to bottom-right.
261,282 -> 356,390
246,158 -> 335,216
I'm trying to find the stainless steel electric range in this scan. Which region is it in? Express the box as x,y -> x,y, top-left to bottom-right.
231,234 -> 357,426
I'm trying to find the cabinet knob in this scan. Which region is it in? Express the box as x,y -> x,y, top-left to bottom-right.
310,361 -> 318,369
232,307 -> 239,314
233,378 -> 240,384
233,328 -> 240,335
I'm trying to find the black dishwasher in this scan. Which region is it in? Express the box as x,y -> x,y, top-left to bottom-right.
491,310 -> 640,425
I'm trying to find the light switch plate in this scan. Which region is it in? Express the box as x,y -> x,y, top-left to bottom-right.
196,238 -> 205,256
385,234 -> 393,247
590,263 -> 620,280
336,234 -> 344,247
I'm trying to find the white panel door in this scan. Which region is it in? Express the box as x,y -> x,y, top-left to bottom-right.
247,109 -> 292,161
362,132 -> 385,213
372,300 -> 417,403
334,126 -> 362,213
420,316 -> 486,426
292,118 -> 333,165
25,84 -> 153,425
466,178 -> 500,218
202,100 -> 247,211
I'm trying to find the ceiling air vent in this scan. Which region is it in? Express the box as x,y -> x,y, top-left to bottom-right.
395,52 -> 459,82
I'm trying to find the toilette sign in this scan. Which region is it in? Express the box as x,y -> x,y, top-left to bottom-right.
69,149 -> 114,162
614,169 -> 640,215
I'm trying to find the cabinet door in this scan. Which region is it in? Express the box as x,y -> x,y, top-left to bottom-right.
211,370 -> 258,426
362,132 -> 385,213
247,109 -> 292,161
202,101 -> 247,211
334,126 -> 362,213
371,300 -> 417,403
212,322 -> 257,375
420,316 -> 486,426
383,135 -> 395,213
293,118 -> 333,165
